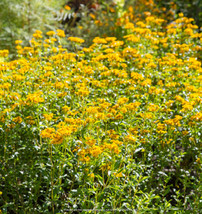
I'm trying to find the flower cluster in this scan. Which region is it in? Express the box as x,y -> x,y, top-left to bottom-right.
0,5 -> 201,211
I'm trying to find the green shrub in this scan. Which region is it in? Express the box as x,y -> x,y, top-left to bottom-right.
0,0 -> 65,56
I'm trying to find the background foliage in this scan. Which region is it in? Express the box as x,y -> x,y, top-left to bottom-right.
0,0 -> 65,56
155,0 -> 202,28
0,0 -> 201,55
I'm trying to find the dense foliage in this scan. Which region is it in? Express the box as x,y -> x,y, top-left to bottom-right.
1,0 -> 201,56
0,0 -> 65,56
154,0 -> 202,28
0,1 -> 201,213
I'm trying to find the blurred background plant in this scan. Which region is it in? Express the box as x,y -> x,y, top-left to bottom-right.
60,0 -> 122,48
0,0 -> 65,57
1,0 -> 201,58
154,0 -> 202,28
65,0 -> 202,43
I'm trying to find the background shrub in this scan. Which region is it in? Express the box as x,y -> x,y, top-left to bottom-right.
0,0 -> 65,56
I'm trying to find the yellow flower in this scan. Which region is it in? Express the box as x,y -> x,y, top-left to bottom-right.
179,12 -> 184,17
33,32 -> 42,39
147,103 -> 159,112
12,116 -> 22,124
0,50 -> 9,57
50,38 -> 57,42
26,116 -> 35,125
124,134 -> 136,143
89,13 -> 96,19
86,138 -> 96,146
56,29 -> 65,38
26,92 -> 44,105
110,40 -> 124,48
114,171 -> 123,178
109,7 -> 115,13
182,131 -> 189,136
64,5 -> 71,10
181,103 -> 193,112
51,47 -> 58,53
68,37 -> 85,43
93,37 -> 107,44
43,113 -> 53,121
40,128 -> 55,139
190,112 -> 202,122
131,72 -> 144,81
124,22 -> 134,29
88,173 -> 95,178
51,132 -> 64,144
15,40 -> 23,45
124,34 -> 140,43
157,123 -> 167,134
90,146 -> 102,157
196,158 -> 200,164
62,105 -> 71,113
86,106 -> 99,114
46,31 -> 56,36
117,97 -> 129,105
